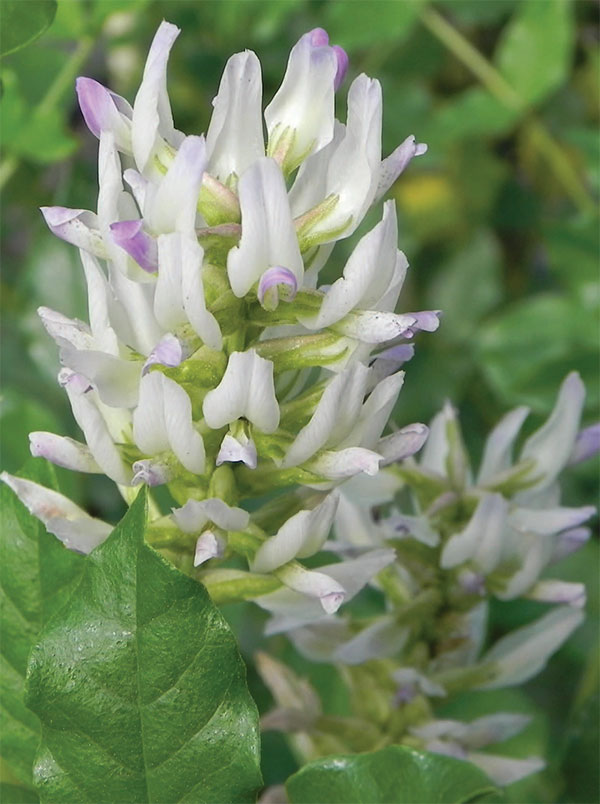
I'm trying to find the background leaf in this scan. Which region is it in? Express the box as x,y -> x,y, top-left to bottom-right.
1,459 -> 84,787
26,489 -> 263,804
0,1 -> 57,57
496,0 -> 574,106
286,745 -> 501,804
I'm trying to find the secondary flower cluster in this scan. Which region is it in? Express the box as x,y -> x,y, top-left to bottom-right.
2,23 -> 434,616
256,376 -> 598,786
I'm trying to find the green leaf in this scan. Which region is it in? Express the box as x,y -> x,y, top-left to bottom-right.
0,1 -> 57,57
286,745 -> 501,803
324,0 -> 424,49
496,0 -> 574,106
26,489 -> 263,803
0,782 -> 40,803
1,459 -> 84,787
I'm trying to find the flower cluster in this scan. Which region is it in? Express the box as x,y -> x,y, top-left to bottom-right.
1,23 -> 434,615
256,376 -> 598,785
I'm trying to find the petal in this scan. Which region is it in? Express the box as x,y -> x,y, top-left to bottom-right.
441,493 -> 508,571
1,472 -> 111,554
520,372 -> 585,490
171,498 -> 249,532
310,447 -> 382,479
526,580 -> 586,608
333,616 -> 409,665
227,157 -> 304,297
216,432 -> 258,469
40,207 -> 106,257
148,135 -> 206,234
180,233 -> 222,349
251,492 -> 339,573
375,134 -> 428,202
160,374 -> 206,473
142,333 -> 183,375
276,563 -> 346,614
75,77 -> 132,150
377,423 -> 429,465
206,50 -> 265,182
551,527 -> 590,562
60,347 -> 141,409
132,20 -> 181,172
131,458 -> 171,487
110,220 -> 158,273
467,753 -> 544,787
478,605 -> 584,689
37,307 -> 94,351
29,432 -> 101,473
510,505 -> 596,535
202,350 -> 280,433
478,405 -> 530,485
265,30 -> 337,171
257,266 -> 298,310
194,530 -> 226,567
569,422 -> 600,465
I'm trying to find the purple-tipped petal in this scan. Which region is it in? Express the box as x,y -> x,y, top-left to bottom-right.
403,310 -> 441,337
75,77 -> 132,145
376,134 -> 429,201
40,206 -> 106,256
193,530 -> 225,567
142,333 -> 184,375
257,266 -> 298,310
332,45 -> 349,90
29,432 -> 101,473
131,459 -> 171,487
308,27 -> 329,47
569,423 -> 600,466
110,220 -> 158,273
57,368 -> 92,395
551,527 -> 590,563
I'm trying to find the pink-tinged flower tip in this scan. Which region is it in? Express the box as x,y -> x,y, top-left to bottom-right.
40,206 -> 83,228
58,368 -> 92,395
193,530 -> 224,567
308,27 -> 330,47
75,77 -> 115,138
142,333 -> 183,375
132,459 -> 170,487
257,266 -> 298,311
110,220 -> 158,273
332,45 -> 349,90
320,590 -> 345,614
569,423 -> 600,466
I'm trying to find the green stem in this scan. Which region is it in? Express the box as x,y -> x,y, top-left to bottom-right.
420,5 -> 597,215
0,35 -> 94,191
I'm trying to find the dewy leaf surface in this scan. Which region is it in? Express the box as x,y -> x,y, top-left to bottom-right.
286,745 -> 501,804
1,459 -> 84,787
25,488 -> 262,804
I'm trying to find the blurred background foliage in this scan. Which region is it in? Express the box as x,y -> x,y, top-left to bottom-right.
0,1 -> 598,801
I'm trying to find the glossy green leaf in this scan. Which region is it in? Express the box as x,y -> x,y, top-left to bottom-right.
0,1 -> 57,57
26,489 -> 262,803
1,459 -> 84,787
286,745 -> 501,803
496,0 -> 574,106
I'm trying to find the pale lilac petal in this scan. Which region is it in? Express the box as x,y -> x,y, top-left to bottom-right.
29,432 -> 101,473
526,580 -> 586,608
332,45 -> 349,91
569,423 -> 600,465
193,530 -> 226,567
216,432 -> 258,469
510,505 -> 596,535
75,77 -> 132,150
376,134 -> 428,202
58,368 -> 92,395
172,498 -> 249,533
468,753 -> 544,787
257,266 -> 298,310
110,220 -> 158,273
131,458 -> 171,487
142,333 -> 183,375
377,423 -> 429,465
402,310 -> 441,337
40,207 -> 106,257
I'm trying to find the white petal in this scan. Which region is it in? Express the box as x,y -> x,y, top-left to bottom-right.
265,31 -> 337,169
148,135 -> 206,233
334,616 -> 409,665
520,372 -> 585,490
478,605 -> 584,689
227,157 -> 304,297
162,376 -> 205,473
391,514 -> 440,547
60,347 -> 140,409
311,447 -> 382,479
332,309 -> 416,344
171,498 -> 249,533
1,472 -> 111,554
526,580 -> 586,608
38,307 -> 94,350
420,402 -> 455,475
510,505 -> 595,535
352,370 -> 405,450
202,349 -> 280,433
251,492 -> 339,573
375,135 -> 428,202
377,423 -> 429,465
206,50 -> 264,182
478,405 -> 530,485
29,432 -> 101,473
65,385 -> 131,484
80,249 -> 120,355
441,493 -> 508,571
468,752 -> 544,787
133,371 -> 170,454
180,233 -> 222,349
216,432 -> 257,469
193,530 -> 225,567
40,207 -> 107,257
132,21 -> 181,172
276,563 -> 346,613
